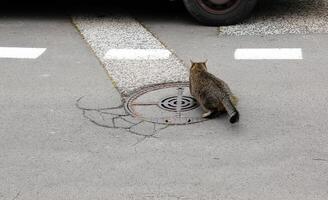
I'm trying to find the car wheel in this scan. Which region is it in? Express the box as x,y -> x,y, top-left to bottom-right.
183,0 -> 258,26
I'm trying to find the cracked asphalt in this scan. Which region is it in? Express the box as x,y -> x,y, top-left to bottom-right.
1,1 -> 328,200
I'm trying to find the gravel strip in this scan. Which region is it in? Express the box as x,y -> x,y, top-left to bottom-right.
219,0 -> 328,36
72,13 -> 188,96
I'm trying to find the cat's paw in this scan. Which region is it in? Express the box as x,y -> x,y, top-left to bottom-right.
202,111 -> 213,118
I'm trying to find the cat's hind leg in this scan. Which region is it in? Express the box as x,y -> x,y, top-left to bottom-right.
200,103 -> 213,118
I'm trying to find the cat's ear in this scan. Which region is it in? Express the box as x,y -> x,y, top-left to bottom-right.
204,59 -> 208,64
190,59 -> 195,64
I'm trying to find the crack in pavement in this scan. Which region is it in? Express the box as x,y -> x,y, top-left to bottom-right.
75,96 -> 170,144
11,192 -> 20,200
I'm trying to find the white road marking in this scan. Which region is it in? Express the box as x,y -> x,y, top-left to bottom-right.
0,47 -> 46,59
40,74 -> 51,78
104,49 -> 171,60
234,48 -> 303,60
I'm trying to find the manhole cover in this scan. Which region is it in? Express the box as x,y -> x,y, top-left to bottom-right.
124,82 -> 206,125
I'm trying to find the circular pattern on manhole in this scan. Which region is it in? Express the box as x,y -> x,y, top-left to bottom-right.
159,96 -> 198,112
124,82 -> 207,125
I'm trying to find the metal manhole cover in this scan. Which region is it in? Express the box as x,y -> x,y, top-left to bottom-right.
124,82 -> 207,125
159,96 -> 198,112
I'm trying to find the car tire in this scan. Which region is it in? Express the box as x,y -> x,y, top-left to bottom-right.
183,0 -> 258,26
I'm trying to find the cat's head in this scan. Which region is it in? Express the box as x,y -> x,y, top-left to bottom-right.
190,60 -> 208,73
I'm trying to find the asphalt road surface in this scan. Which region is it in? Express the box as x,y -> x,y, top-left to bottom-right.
1,1 -> 328,200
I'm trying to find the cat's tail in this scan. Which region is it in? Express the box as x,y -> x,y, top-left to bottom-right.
221,97 -> 239,124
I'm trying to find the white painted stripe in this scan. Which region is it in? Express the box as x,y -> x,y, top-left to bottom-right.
104,49 -> 171,60
0,47 -> 46,59
234,48 -> 303,60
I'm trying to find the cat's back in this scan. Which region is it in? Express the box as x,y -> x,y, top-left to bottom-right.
190,70 -> 207,90
193,72 -> 219,96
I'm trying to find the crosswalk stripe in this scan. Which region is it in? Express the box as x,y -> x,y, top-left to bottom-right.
234,48 -> 303,60
0,47 -> 46,59
104,49 -> 171,60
